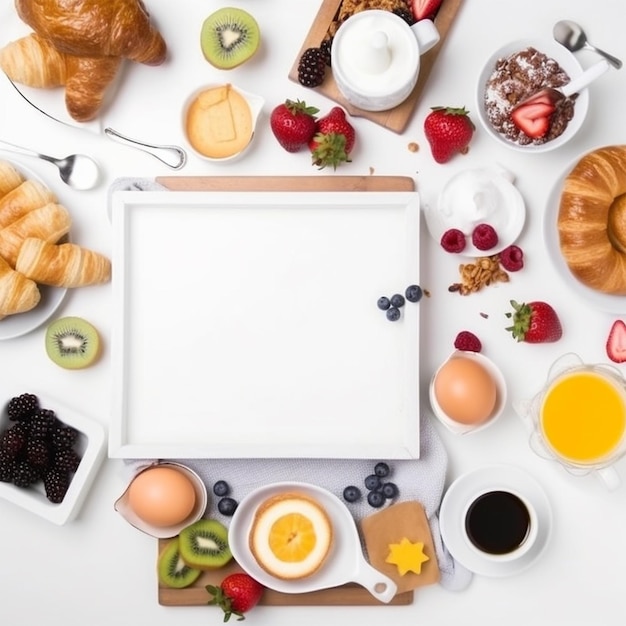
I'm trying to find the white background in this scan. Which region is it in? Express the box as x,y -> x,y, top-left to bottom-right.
1,0 -> 626,624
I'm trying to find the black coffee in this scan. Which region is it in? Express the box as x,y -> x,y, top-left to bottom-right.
465,490 -> 531,555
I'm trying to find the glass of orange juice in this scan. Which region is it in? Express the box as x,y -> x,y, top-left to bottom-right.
520,353 -> 626,490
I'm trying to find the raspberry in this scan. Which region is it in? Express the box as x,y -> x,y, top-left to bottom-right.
297,47 -> 327,88
7,393 -> 39,422
499,244 -> 524,272
454,330 -> 482,352
471,224 -> 498,251
440,228 -> 466,253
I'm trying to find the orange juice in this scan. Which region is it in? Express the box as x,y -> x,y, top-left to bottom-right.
540,371 -> 626,464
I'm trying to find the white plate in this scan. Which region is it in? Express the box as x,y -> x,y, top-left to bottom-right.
108,190 -> 421,459
544,150 -> 626,313
423,167 -> 526,257
439,465 -> 552,577
228,481 -> 397,602
0,160 -> 68,340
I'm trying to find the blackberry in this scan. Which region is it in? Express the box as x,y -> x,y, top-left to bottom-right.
12,459 -> 40,488
51,426 -> 79,450
320,37 -> 333,66
26,438 -> 51,469
0,425 -> 27,459
7,393 -> 39,422
43,468 -> 70,504
29,409 -> 57,440
53,448 -> 81,473
297,47 -> 327,88
0,458 -> 16,482
392,8 -> 416,26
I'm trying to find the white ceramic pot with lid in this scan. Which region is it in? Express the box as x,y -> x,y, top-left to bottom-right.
330,10 -> 440,111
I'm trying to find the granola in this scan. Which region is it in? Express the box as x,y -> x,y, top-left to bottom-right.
448,255 -> 509,295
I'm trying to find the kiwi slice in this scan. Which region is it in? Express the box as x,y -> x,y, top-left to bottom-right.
157,538 -> 202,589
200,7 -> 260,69
179,519 -> 232,570
45,316 -> 100,370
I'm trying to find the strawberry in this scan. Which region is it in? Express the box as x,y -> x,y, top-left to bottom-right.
505,300 -> 562,344
606,320 -> 626,363
206,573 -> 264,622
510,101 -> 555,139
423,106 -> 475,164
309,106 -> 355,170
270,99 -> 319,153
411,0 -> 444,21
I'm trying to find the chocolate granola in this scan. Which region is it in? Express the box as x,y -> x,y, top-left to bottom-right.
483,46 -> 577,146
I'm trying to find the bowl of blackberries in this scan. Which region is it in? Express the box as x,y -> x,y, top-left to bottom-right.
0,391 -> 106,524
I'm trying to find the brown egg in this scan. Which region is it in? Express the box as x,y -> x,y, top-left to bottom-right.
434,356 -> 497,425
127,466 -> 197,527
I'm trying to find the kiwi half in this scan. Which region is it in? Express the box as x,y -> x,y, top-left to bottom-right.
200,7 -> 260,69
45,316 -> 100,370
179,519 -> 232,570
158,538 -> 202,589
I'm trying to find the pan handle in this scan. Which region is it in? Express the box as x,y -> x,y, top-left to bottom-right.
352,559 -> 398,603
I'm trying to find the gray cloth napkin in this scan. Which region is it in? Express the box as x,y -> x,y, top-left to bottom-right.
125,415 -> 472,591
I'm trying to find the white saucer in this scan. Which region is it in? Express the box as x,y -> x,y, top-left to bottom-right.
439,464 -> 552,577
544,148 -> 626,313
424,167 -> 526,257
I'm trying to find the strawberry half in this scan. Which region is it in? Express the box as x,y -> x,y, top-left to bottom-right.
505,300 -> 562,343
606,320 -> 626,363
411,0 -> 443,21
510,101 -> 556,139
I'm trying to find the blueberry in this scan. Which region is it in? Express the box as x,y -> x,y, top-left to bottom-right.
364,474 -> 381,491
217,497 -> 238,516
374,462 -> 390,478
382,482 -> 399,499
390,293 -> 405,308
213,480 -> 230,497
377,296 -> 390,311
386,307 -> 401,322
367,490 -> 385,508
343,485 -> 362,503
405,284 -> 423,303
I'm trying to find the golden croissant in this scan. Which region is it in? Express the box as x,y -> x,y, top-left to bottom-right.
0,178 -> 57,230
0,0 -> 167,121
16,238 -> 111,288
0,202 -> 71,267
0,255 -> 40,318
0,160 -> 25,199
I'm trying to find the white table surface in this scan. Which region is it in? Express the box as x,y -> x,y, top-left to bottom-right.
2,1 -> 626,624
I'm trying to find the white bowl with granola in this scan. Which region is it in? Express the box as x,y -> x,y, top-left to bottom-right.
476,39 -> 589,153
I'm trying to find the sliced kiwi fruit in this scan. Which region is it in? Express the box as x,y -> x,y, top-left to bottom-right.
45,316 -> 100,370
179,519 -> 232,570
200,7 -> 260,69
157,538 -> 202,589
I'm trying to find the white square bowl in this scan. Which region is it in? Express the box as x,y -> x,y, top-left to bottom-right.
0,391 -> 106,525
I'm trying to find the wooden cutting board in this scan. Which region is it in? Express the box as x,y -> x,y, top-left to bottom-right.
286,0 -> 465,134
154,174 -> 416,606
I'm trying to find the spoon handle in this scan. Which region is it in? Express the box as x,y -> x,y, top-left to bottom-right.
104,127 -> 187,170
0,138 -> 43,160
585,43 -> 623,70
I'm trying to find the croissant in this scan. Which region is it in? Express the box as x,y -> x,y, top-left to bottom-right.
15,238 -> 111,288
0,179 -> 57,230
0,202 -> 71,267
0,255 -> 40,318
558,145 -> 626,294
0,160 -> 25,199
1,0 -> 167,121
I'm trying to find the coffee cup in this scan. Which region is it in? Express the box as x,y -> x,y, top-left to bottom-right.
514,353 -> 626,490
463,488 -> 538,562
330,10 -> 440,111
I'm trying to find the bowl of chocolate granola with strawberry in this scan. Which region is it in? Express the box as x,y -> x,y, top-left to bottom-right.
476,38 -> 590,152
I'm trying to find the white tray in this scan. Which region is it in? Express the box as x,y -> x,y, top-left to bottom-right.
109,190 -> 421,459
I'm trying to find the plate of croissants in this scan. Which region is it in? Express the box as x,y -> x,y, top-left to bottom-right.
544,144 -> 626,313
0,159 -> 111,339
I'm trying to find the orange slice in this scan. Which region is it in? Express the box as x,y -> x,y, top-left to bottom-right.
268,512 -> 317,562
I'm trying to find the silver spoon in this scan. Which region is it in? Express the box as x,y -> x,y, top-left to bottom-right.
0,138 -> 100,190
553,20 -> 622,69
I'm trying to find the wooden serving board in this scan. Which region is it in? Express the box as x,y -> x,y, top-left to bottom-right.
287,0 -> 465,134
154,174 -> 416,607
